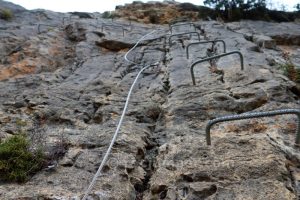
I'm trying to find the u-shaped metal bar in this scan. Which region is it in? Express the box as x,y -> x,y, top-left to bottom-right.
0,32 -> 17,38
62,14 -> 94,25
108,18 -> 132,31
62,17 -> 71,25
112,17 -> 132,26
186,40 -> 227,59
205,109 -> 300,146
37,24 -> 59,34
170,22 -> 196,34
169,32 -> 200,46
101,24 -> 125,37
190,51 -> 244,85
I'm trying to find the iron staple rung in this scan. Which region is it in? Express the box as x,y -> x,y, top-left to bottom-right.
101,24 -> 125,37
97,17 -> 132,26
112,22 -> 132,31
186,40 -> 227,59
169,22 -> 195,27
169,31 -> 201,46
62,17 -> 70,25
62,14 -> 92,25
170,22 -> 197,34
190,51 -> 244,85
101,24 -> 124,28
206,109 -> 300,146
37,24 -> 60,34
111,17 -> 132,26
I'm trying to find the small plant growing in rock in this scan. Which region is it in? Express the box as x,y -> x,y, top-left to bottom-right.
280,62 -> 300,82
0,9 -> 13,21
280,51 -> 300,83
102,11 -> 112,18
0,134 -> 44,182
147,9 -> 160,24
102,11 -> 117,19
15,118 -> 27,127
145,104 -> 162,121
46,128 -> 69,164
149,13 -> 160,24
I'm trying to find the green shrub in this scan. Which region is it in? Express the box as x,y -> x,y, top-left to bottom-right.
0,9 -> 13,21
149,13 -> 160,24
178,3 -> 200,12
15,118 -> 27,127
102,11 -> 117,19
280,62 -> 300,83
198,6 -> 216,19
0,135 -> 44,182
279,51 -> 300,83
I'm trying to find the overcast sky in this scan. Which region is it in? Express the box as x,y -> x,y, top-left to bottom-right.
5,0 -> 299,12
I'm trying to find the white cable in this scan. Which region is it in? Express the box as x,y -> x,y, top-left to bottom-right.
124,30 -> 157,65
81,30 -> 159,200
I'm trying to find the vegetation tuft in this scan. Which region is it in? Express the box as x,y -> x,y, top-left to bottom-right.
0,134 -> 44,182
279,51 -> 300,83
102,11 -> 118,19
0,9 -> 13,21
149,13 -> 160,24
280,63 -> 300,83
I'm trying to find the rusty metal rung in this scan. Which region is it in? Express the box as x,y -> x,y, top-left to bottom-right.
62,13 -> 96,25
98,17 -> 132,31
62,16 -> 71,25
186,40 -> 227,59
170,22 -> 196,34
190,51 -> 244,85
101,24 -> 126,37
205,109 -> 300,146
112,17 -> 132,26
37,24 -> 60,34
169,32 -> 200,46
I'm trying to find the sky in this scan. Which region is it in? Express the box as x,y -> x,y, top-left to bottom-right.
5,0 -> 300,13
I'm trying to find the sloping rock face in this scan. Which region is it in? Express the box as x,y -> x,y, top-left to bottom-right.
0,0 -> 25,12
0,1 -> 300,200
227,20 -> 300,69
227,20 -> 300,46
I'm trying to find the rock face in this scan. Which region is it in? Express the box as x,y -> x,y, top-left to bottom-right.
227,20 -> 300,46
0,1 -> 300,200
0,0 -> 25,12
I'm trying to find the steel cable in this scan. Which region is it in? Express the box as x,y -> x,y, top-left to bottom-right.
81,30 -> 160,200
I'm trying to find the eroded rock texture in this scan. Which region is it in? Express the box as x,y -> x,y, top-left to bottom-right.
0,1 -> 300,200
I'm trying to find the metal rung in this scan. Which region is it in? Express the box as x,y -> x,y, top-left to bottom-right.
0,32 -> 17,38
186,40 -> 226,59
101,24 -> 125,37
89,24 -> 98,29
170,22 -> 196,34
112,17 -> 132,26
99,18 -> 133,32
205,109 -> 300,146
37,24 -> 59,34
125,24 -> 133,32
62,14 -> 94,25
190,51 -> 244,85
62,17 -> 71,25
169,32 -> 200,46
142,35 -> 166,43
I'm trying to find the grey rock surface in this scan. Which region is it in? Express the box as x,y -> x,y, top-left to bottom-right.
0,2 -> 300,200
0,0 -> 25,12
